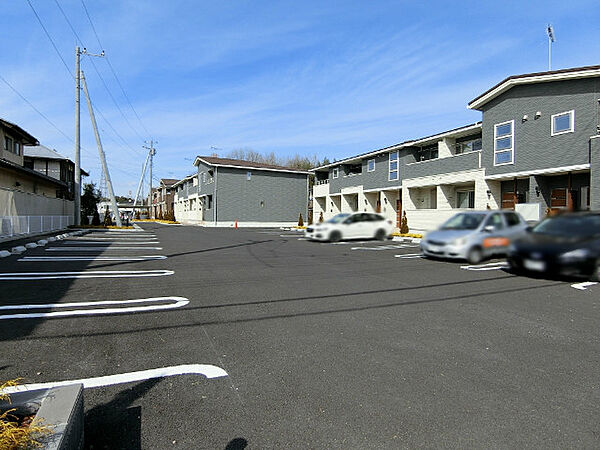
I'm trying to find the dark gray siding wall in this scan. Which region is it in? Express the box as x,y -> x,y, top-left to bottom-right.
404,151 -> 480,179
216,167 -> 308,222
481,78 -> 600,175
196,161 -> 216,221
328,149 -> 409,193
591,138 -> 600,209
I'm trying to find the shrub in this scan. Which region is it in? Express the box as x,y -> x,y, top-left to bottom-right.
319,211 -> 324,223
298,213 -> 304,227
91,211 -> 101,226
400,211 -> 409,234
81,215 -> 89,226
103,209 -> 112,226
134,210 -> 141,220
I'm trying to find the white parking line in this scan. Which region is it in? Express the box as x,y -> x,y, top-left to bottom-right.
0,270 -> 174,280
46,247 -> 163,251
1,364 -> 227,393
19,255 -> 167,262
351,244 -> 410,251
460,262 -> 509,271
280,234 -> 302,237
331,240 -> 374,245
0,296 -> 188,320
63,241 -> 160,245
394,253 -> 423,259
68,237 -> 158,241
571,281 -> 597,290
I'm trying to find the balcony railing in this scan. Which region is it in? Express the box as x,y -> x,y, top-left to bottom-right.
315,179 -> 329,185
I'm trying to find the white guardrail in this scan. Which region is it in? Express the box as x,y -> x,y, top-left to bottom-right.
0,215 -> 73,239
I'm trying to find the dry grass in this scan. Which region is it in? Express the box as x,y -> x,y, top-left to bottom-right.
0,380 -> 52,450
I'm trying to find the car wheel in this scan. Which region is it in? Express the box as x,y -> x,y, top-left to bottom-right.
590,259 -> 600,282
329,231 -> 342,243
466,246 -> 483,264
374,229 -> 386,241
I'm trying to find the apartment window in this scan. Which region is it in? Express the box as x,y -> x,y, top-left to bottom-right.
332,167 -> 339,179
367,159 -> 375,172
551,110 -> 574,136
389,151 -> 399,181
247,171 -> 252,181
207,195 -> 213,209
202,172 -> 206,183
457,190 -> 475,208
416,145 -> 438,161
494,120 -> 514,165
455,138 -> 482,154
193,177 -> 198,186
4,136 -> 14,154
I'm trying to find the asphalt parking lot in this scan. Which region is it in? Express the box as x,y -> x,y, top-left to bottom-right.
1,224 -> 599,448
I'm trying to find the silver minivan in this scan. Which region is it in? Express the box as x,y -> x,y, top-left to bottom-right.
420,210 -> 528,264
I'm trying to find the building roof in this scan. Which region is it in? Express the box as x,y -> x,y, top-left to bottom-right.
24,144 -> 69,160
0,118 -> 39,145
0,157 -> 67,187
468,64 -> 600,110
194,156 -> 310,175
310,122 -> 482,172
159,178 -> 179,187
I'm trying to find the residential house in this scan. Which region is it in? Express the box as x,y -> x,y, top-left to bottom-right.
175,156 -> 309,227
152,178 -> 178,219
1,119 -> 76,237
311,65 -> 600,232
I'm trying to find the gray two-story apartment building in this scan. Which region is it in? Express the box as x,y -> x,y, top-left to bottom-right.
175,156 -> 310,227
312,65 -> 600,232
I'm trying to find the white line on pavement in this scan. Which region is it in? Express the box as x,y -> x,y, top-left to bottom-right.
63,241 -> 160,245
0,270 -> 174,280
46,247 -> 163,251
19,255 -> 167,262
0,296 -> 188,320
571,281 -> 597,290
351,244 -> 410,251
68,237 -> 158,241
460,262 -> 509,271
394,253 -> 423,259
1,364 -> 228,393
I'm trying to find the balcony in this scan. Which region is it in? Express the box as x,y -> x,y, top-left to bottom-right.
404,150 -> 482,180
313,182 -> 330,198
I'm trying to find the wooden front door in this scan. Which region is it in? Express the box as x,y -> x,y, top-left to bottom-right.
376,199 -> 381,213
501,192 -> 516,210
396,199 -> 402,228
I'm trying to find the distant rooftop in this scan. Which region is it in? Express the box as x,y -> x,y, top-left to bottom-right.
194,156 -> 310,174
0,118 -> 39,145
25,144 -> 69,160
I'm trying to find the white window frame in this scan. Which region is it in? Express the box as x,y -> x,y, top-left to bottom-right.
493,120 -> 514,166
388,151 -> 399,181
551,110 -> 575,136
332,167 -> 339,179
367,159 -> 375,172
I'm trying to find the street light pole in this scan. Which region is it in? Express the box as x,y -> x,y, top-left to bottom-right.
74,46 -> 82,225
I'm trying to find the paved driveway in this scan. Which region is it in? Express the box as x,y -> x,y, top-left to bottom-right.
1,224 -> 598,448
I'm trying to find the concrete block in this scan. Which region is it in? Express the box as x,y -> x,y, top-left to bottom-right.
0,250 -> 11,258
25,242 -> 38,249
47,237 -> 57,242
37,239 -> 48,246
11,246 -> 26,254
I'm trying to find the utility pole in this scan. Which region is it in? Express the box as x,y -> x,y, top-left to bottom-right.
132,149 -> 151,211
74,46 -> 82,226
81,71 -> 122,227
144,141 -> 156,218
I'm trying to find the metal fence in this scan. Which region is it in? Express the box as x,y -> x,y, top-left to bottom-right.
0,215 -> 73,239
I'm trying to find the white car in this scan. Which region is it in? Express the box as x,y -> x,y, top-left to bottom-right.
305,212 -> 394,242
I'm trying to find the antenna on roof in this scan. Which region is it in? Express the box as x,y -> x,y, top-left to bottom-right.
547,24 -> 555,71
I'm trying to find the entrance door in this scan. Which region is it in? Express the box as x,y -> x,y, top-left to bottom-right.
376,199 -> 381,213
396,199 -> 402,228
502,192 -> 516,209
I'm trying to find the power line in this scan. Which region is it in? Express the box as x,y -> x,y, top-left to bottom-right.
80,0 -> 152,137
52,0 -> 146,148
25,0 -> 73,80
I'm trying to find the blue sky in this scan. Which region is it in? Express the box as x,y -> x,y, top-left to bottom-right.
1,1 -> 599,196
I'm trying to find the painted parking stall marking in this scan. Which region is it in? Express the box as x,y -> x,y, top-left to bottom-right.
351,244 -> 413,251
1,364 -> 227,393
0,270 -> 174,280
19,255 -> 167,262
571,282 -> 598,290
0,296 -> 188,320
62,241 -> 160,245
460,262 -> 509,271
46,246 -> 163,251
394,253 -> 424,259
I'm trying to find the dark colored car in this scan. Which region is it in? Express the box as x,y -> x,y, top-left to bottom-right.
507,212 -> 600,280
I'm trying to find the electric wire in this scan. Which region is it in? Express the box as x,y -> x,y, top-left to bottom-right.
80,0 -> 152,137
